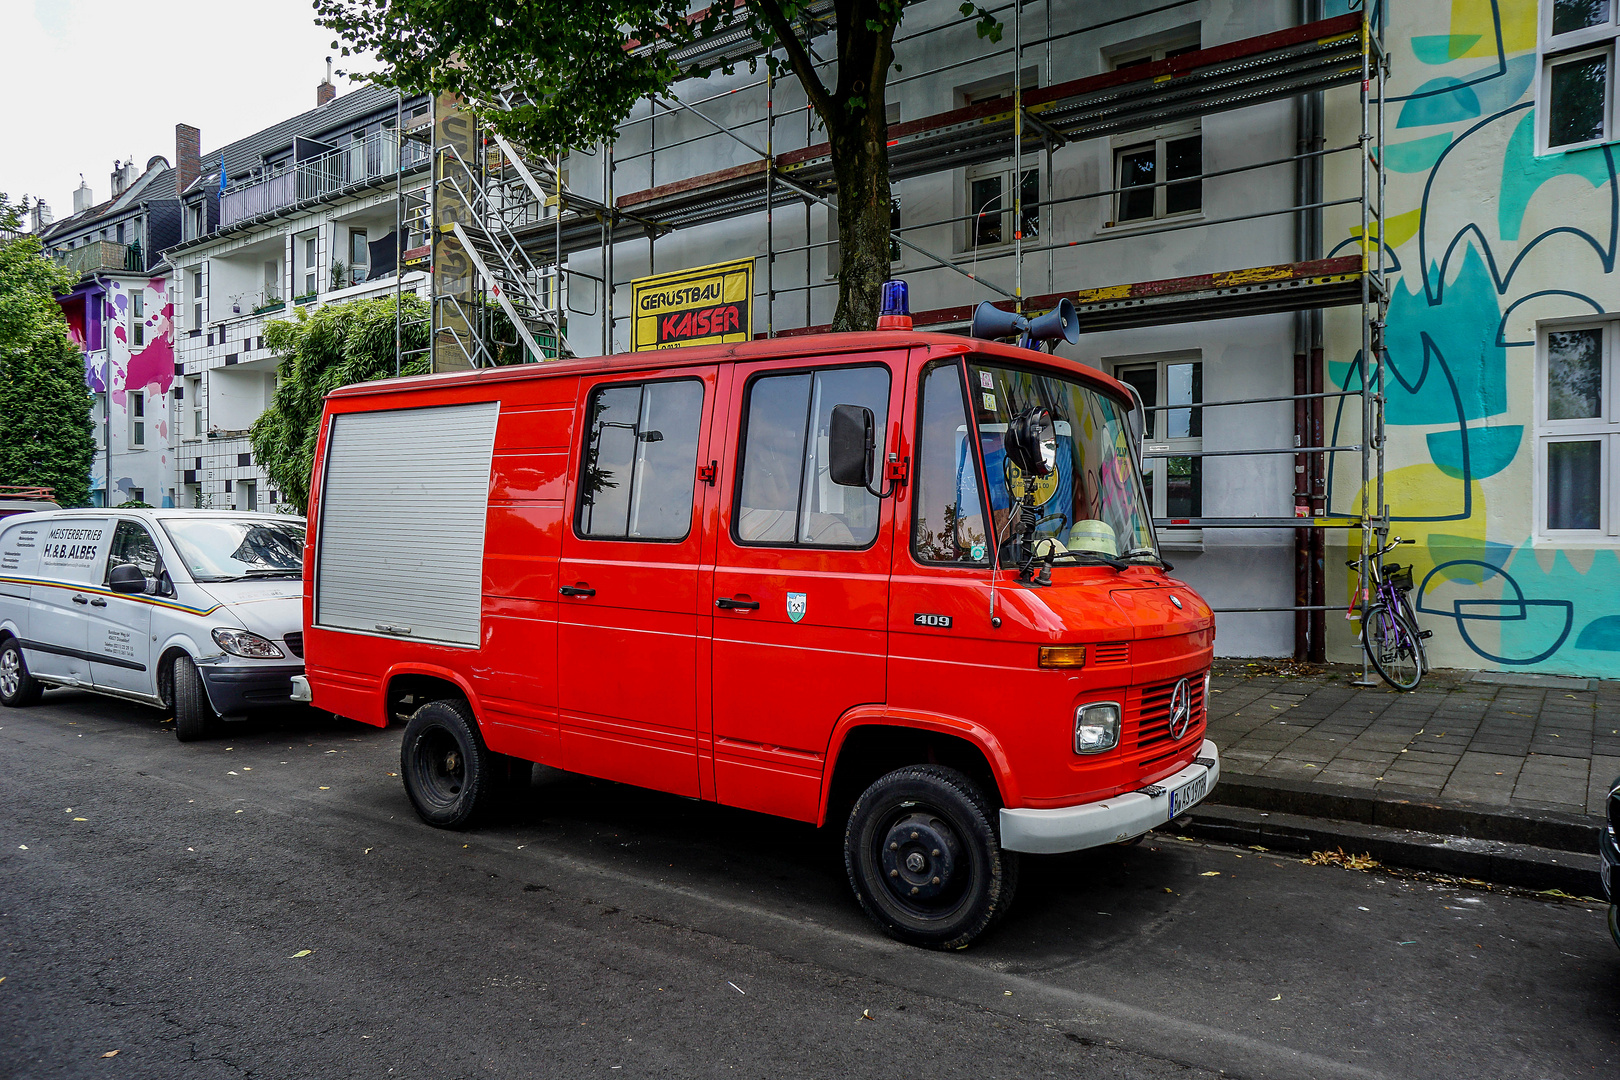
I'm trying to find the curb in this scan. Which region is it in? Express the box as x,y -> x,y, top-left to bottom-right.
1209,772 -> 1600,854
1172,803 -> 1604,897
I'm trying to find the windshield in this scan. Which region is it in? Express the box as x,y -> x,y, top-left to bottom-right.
966,360 -> 1157,567
161,518 -> 306,581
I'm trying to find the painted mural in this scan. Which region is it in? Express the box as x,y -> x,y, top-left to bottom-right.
76,277 -> 175,507
1321,0 -> 1620,675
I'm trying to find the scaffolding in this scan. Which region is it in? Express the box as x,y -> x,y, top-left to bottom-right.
417,1 -> 1390,664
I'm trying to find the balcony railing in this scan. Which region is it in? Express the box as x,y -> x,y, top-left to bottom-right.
220,129 -> 429,228
52,240 -> 144,277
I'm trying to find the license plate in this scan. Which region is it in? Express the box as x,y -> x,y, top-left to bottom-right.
1169,772 -> 1209,818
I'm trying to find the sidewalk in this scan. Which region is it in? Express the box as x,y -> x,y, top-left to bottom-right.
1206,659 -> 1620,818
1183,659 -> 1620,893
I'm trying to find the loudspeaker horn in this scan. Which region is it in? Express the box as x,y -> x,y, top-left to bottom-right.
970,301 -> 1029,341
1026,297 -> 1080,346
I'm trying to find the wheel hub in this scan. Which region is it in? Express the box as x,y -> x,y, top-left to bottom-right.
879,813 -> 958,903
0,649 -> 18,697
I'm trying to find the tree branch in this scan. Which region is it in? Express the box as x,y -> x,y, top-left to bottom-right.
746,0 -> 835,120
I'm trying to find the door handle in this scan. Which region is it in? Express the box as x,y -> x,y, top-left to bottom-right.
559,585 -> 596,597
89,598 -> 108,607
716,597 -> 760,611
72,595 -> 89,605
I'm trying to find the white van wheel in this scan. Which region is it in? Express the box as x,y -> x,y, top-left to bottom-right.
172,655 -> 218,742
0,638 -> 44,707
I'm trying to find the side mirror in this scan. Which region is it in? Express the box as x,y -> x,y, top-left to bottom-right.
828,403 -> 875,488
108,563 -> 147,594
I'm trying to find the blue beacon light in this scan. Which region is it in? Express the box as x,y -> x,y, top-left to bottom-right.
877,279 -> 912,330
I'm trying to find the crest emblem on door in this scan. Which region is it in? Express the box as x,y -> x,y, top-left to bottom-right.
786,592 -> 807,623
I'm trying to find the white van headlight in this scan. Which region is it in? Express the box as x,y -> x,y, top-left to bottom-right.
1075,702 -> 1121,755
211,627 -> 285,659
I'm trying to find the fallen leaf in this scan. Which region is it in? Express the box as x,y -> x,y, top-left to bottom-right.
860,1009 -> 874,1021
1200,871 -> 1222,877
290,949 -> 313,958
1270,994 -> 1281,1002
319,787 -> 330,790
1304,848 -> 1380,871
101,1050 -> 119,1058
227,771 -> 238,776
73,818 -> 86,822
1248,845 -> 1268,852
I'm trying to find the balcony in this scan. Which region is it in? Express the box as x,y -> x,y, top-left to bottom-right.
220,129 -> 429,228
53,241 -> 144,277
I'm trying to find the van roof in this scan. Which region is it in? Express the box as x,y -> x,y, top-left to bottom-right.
4,508 -> 306,524
326,331 -> 1136,407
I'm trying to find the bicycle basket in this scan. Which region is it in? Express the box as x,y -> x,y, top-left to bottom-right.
1383,563 -> 1414,592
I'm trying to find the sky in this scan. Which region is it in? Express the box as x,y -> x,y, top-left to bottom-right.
3,0 -> 375,221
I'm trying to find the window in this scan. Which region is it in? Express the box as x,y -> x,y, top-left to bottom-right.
1107,34 -> 1200,70
131,290 -> 144,347
92,393 -> 106,448
189,376 -> 203,437
240,481 -> 257,512
1113,128 -> 1202,224
192,271 -> 203,329
105,520 -> 164,582
350,228 -> 369,282
1541,1 -> 1620,150
1538,322 -> 1620,536
303,235 -> 318,297
913,361 -> 989,564
263,260 -> 280,304
127,488 -> 144,505
576,379 -> 704,541
1113,356 -> 1203,535
130,391 -> 145,447
187,203 -> 204,240
735,365 -> 890,547
967,165 -> 1039,248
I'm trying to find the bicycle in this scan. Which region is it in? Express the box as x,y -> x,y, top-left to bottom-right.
1348,535 -> 1431,691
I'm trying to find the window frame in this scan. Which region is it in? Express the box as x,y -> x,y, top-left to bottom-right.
1539,2 -> 1620,152
1109,352 -> 1204,545
1109,120 -> 1204,228
129,391 -> 146,448
572,375 -> 707,545
103,518 -> 165,584
730,361 -> 893,552
1536,318 -> 1620,540
910,357 -> 994,568
964,162 -> 1039,251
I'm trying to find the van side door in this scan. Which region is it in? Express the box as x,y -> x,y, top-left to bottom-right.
706,353 -> 904,821
23,517 -> 114,686
88,519 -> 164,696
555,367 -> 718,797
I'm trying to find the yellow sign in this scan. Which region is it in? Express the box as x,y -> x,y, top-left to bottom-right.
631,258 -> 753,351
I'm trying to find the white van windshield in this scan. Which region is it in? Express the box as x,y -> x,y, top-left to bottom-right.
161,518 -> 306,581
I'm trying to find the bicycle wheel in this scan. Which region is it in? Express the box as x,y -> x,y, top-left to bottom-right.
1397,591 -> 1429,673
1362,603 -> 1422,690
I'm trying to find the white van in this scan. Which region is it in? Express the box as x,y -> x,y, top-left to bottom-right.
0,509 -> 307,740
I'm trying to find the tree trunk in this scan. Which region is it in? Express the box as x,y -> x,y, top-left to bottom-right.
827,101 -> 892,332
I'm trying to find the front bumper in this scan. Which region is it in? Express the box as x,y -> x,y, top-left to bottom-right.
999,739 -> 1221,854
198,662 -> 306,716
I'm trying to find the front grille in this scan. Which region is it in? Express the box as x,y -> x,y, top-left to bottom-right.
1132,676 -> 1205,751
283,631 -> 304,659
1091,640 -> 1130,664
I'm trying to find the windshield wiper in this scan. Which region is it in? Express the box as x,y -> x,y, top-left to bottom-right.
1053,548 -> 1130,572
1120,546 -> 1175,572
244,568 -> 301,576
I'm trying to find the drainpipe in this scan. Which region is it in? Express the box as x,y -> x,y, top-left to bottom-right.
1293,0 -> 1326,661
91,273 -> 111,507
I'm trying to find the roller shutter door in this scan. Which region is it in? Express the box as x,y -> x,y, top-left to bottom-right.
315,401 -> 498,646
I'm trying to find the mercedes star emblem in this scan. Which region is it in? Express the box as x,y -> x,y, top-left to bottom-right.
1168,678 -> 1193,740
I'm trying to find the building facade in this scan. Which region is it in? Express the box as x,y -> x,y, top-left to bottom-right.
38,158 -> 182,508
162,82 -> 431,512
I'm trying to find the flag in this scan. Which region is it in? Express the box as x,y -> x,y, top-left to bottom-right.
218,153 -> 227,196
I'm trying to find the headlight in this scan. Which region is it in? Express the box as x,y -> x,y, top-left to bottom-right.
211,627 -> 285,659
1075,702 -> 1121,755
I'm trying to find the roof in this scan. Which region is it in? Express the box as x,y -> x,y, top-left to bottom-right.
39,164 -> 178,244
6,507 -> 305,524
325,331 -> 1136,405
184,83 -> 428,198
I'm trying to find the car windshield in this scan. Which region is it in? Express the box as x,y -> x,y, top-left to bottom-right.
966,359 -> 1157,567
160,518 -> 306,581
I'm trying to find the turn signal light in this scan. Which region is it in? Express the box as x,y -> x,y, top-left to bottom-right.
1038,646 -> 1087,668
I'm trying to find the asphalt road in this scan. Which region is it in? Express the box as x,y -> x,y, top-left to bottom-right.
1,690 -> 1616,1080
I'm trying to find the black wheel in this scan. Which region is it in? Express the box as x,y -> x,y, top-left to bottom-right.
844,765 -> 1018,949
172,655 -> 218,741
1363,603 -> 1423,691
400,699 -> 502,830
1609,903 -> 1620,952
0,638 -> 44,707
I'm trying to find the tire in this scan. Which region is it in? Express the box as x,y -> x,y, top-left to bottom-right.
172,654 -> 218,742
1363,603 -> 1423,691
400,699 -> 503,830
0,638 -> 44,708
844,765 -> 1018,949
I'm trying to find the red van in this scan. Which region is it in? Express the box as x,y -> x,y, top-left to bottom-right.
298,302 -> 1218,948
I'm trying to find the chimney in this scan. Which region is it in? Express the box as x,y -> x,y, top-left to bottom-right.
316,57 -> 336,106
111,159 -> 129,197
176,124 -> 201,195
73,177 -> 93,213
30,199 -> 52,233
